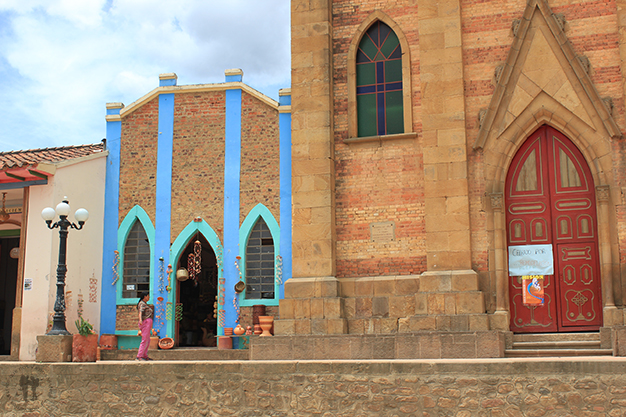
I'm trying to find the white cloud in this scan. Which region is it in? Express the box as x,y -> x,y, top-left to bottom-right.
0,0 -> 291,151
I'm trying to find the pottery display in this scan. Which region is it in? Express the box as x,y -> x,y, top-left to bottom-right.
218,336 -> 232,350
245,326 -> 252,335
158,337 -> 174,349
99,334 -> 117,350
224,327 -> 233,336
72,334 -> 98,362
258,316 -> 274,337
234,324 -> 245,335
254,324 -> 262,335
149,336 -> 159,350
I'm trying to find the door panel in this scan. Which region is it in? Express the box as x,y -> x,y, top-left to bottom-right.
506,126 -> 602,333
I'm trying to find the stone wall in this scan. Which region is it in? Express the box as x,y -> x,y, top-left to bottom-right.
2,359 -> 626,415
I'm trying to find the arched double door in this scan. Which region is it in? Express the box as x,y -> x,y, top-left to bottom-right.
506,125 -> 603,333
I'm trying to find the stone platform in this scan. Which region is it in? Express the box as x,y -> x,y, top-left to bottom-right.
3,357 -> 626,415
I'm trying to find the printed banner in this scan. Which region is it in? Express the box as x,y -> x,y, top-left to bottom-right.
522,275 -> 545,305
508,244 -> 554,276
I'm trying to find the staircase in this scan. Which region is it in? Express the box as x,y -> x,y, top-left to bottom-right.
505,332 -> 613,357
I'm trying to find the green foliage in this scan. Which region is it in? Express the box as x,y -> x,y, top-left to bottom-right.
75,316 -> 94,336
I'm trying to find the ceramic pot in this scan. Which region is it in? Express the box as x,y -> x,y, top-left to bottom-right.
254,324 -> 262,335
224,327 -> 233,336
234,324 -> 245,335
149,336 -> 159,350
72,334 -> 98,362
218,336 -> 232,350
246,326 -> 252,335
158,337 -> 174,349
258,316 -> 274,337
99,334 -> 117,350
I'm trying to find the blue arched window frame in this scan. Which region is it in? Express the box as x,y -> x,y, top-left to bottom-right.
116,205 -> 155,305
239,204 -> 281,307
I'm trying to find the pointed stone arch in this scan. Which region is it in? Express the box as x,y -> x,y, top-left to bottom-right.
474,0 -> 620,154
346,10 -> 413,139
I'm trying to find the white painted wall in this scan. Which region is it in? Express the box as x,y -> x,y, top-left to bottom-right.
20,154 -> 106,360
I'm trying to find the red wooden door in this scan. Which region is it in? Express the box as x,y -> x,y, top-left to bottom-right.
506,126 -> 603,333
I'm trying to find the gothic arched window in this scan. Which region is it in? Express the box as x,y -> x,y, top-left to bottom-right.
356,21 -> 404,137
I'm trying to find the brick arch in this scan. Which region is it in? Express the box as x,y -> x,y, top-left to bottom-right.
346,11 -> 413,138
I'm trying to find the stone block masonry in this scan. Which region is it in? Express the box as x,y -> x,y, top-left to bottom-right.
2,359 -> 626,415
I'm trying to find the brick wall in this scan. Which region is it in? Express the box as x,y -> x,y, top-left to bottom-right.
170,91 -> 226,242
119,98 -> 159,225
240,92 -> 281,225
115,305 -> 137,331
4,360 -> 626,415
332,1 -> 426,278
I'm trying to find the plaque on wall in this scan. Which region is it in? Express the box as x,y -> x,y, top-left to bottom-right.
370,221 -> 395,242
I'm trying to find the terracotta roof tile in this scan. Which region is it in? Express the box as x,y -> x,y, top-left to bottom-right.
0,143 -> 104,170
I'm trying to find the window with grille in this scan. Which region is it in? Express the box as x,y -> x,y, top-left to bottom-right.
245,218 -> 275,299
122,221 -> 150,298
356,20 -> 404,137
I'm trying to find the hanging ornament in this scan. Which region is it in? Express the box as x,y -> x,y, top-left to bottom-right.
194,240 -> 202,280
187,253 -> 196,284
112,250 -> 120,286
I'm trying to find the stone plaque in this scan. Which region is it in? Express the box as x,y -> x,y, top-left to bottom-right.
370,221 -> 395,242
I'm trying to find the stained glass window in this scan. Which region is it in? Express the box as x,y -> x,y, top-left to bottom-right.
245,218 -> 275,299
356,21 -> 404,137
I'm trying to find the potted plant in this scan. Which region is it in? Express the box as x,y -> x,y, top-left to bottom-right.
72,316 -> 98,362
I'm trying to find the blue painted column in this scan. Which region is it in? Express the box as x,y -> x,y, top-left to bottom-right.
154,73 -> 177,337
100,103 -> 123,335
279,89 -> 292,299
223,69 -> 243,333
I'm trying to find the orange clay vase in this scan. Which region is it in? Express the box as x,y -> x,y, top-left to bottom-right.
258,316 -> 274,337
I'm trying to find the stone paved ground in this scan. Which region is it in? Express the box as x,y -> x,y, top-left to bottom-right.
1,357 -> 626,416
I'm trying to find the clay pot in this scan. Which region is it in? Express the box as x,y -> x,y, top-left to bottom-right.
258,316 -> 274,337
99,334 -> 117,350
158,337 -> 174,349
218,336 -> 232,350
149,336 -> 159,350
254,324 -> 262,335
223,327 -> 233,336
246,326 -> 252,335
234,324 -> 245,335
72,334 -> 98,362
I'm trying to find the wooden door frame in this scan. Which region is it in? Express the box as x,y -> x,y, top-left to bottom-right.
488,120 -> 618,330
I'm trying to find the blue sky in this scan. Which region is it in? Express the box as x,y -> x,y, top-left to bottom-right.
0,0 -> 290,151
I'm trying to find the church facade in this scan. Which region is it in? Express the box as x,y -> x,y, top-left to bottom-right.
278,0 -> 626,348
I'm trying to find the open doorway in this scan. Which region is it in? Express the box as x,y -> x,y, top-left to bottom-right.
175,235 -> 218,347
0,237 -> 19,355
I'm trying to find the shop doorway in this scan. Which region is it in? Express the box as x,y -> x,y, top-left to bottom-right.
506,125 -> 603,333
0,237 -> 19,355
175,235 -> 218,347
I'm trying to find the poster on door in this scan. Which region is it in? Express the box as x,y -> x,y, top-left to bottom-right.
508,244 -> 554,276
522,275 -> 545,305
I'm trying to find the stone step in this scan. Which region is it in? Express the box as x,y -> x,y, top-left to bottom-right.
505,348 -> 613,357
512,332 -> 600,343
100,347 -> 249,361
510,340 -> 601,349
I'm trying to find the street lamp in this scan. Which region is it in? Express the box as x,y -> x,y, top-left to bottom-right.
41,198 -> 89,335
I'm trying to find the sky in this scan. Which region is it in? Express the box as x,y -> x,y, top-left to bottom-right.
0,0 -> 291,152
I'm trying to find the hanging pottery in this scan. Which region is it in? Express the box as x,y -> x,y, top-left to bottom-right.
176,268 -> 189,281
234,280 -> 245,294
